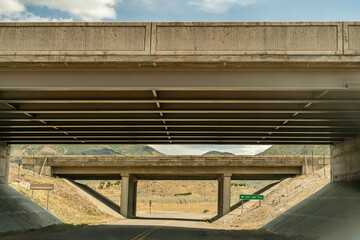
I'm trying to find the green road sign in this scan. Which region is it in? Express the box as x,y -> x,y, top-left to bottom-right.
239,194 -> 264,200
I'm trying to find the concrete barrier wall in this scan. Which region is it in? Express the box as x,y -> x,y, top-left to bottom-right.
152,22 -> 342,55
344,22 -> 360,54
332,135 -> 360,182
0,22 -> 355,56
0,23 -> 151,56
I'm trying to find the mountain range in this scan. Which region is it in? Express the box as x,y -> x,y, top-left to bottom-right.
11,145 -> 163,157
257,145 -> 330,156
10,144 -> 331,159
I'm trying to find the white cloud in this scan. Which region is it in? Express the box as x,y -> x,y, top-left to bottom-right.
0,0 -> 121,22
188,0 -> 257,13
22,0 -> 122,21
0,0 -> 25,15
0,11 -> 73,22
149,145 -> 271,155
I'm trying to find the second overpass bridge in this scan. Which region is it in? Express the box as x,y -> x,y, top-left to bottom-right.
22,155 -> 329,218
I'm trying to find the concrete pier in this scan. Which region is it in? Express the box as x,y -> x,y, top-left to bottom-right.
0,142 -> 10,184
218,174 -> 232,216
120,174 -> 138,218
332,134 -> 360,182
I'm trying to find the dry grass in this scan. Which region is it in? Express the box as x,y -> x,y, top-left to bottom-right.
8,163 -> 118,225
81,179 -> 276,216
217,166 -> 331,229
9,162 -> 329,229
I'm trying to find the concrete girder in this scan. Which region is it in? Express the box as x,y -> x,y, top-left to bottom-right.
0,71 -> 360,90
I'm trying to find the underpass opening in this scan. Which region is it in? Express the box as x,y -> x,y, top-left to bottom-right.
1,21 -> 360,239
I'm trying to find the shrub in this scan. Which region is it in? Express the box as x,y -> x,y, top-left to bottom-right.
174,192 -> 192,196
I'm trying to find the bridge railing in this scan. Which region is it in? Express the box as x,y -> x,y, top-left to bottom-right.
1,22 -> 360,57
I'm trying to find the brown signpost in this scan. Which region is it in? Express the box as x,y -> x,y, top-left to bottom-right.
30,183 -> 54,210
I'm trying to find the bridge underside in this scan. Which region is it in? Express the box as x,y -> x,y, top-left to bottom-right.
1,70 -> 360,145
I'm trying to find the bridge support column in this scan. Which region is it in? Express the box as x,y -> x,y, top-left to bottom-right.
0,142 -> 10,184
120,174 -> 137,218
332,134 -> 360,182
218,173 -> 231,216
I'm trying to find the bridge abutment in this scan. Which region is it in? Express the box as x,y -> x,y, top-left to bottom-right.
218,174 -> 231,216
120,174 -> 137,218
332,134 -> 360,182
0,142 -> 10,184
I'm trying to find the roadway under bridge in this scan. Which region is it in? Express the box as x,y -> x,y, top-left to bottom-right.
22,155 -> 327,217
0,22 -> 360,238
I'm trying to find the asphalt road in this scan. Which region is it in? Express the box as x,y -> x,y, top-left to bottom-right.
1,213 -> 305,240
0,212 -> 302,240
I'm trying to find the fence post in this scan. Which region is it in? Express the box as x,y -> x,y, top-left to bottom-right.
312,149 -> 314,175
47,189 -> 50,210
241,200 -> 244,214
323,154 -> 326,178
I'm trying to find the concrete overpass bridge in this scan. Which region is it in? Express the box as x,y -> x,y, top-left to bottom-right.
0,21 -> 360,237
22,155 -> 327,217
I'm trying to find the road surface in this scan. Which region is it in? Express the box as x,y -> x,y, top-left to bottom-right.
1,213 -> 306,240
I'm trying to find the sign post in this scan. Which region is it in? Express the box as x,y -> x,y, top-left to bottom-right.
30,183 -> 54,210
239,194 -> 264,213
239,194 -> 264,200
149,200 -> 152,214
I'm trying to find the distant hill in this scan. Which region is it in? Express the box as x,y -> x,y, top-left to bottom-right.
81,147 -> 122,155
257,145 -> 330,156
202,151 -> 235,155
10,144 -> 163,157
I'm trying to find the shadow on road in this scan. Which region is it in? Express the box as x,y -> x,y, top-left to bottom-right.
0,222 -> 309,240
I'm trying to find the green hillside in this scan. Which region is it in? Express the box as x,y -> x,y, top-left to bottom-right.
202,151 -> 235,155
257,145 -> 330,156
10,144 -> 163,157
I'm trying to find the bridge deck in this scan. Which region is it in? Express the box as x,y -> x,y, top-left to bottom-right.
22,155 -> 329,180
1,22 -> 360,145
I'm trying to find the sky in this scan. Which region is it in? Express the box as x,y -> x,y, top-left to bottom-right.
2,0 -> 360,22
1,0 -> 357,154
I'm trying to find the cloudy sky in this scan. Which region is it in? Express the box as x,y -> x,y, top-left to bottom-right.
1,0 -> 360,22
1,0 -> 357,154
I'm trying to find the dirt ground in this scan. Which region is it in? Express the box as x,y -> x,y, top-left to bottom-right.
8,163 -> 118,225
8,162 -> 329,231
81,179 -> 277,216
216,166 -> 330,229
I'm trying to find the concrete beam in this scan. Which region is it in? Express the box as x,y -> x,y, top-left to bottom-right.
332,134 -> 360,181
0,71 -> 359,90
0,142 -> 10,184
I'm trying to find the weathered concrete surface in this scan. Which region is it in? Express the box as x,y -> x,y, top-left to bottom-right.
2,22 -> 360,69
0,23 -> 150,55
153,22 -> 341,55
263,181 -> 360,240
22,155 -> 329,180
217,174 -> 231,216
332,134 -> 360,182
63,179 -> 124,219
0,184 -> 62,233
120,174 -> 137,218
0,142 -> 10,184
